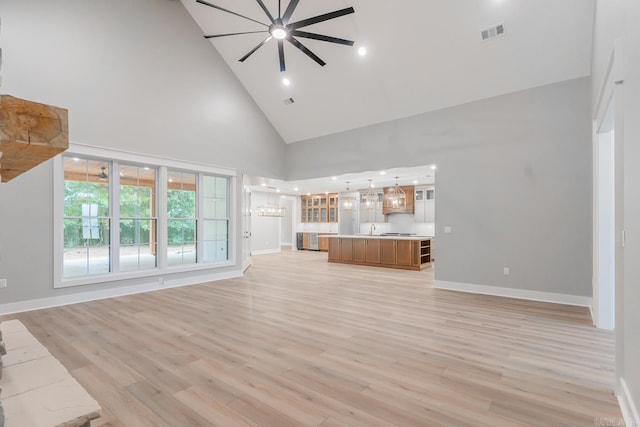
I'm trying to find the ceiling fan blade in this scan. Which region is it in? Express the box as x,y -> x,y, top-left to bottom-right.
290,30 -> 354,46
286,36 -> 326,66
204,30 -> 268,39
278,40 -> 286,72
287,7 -> 355,30
239,36 -> 272,62
254,0 -> 275,24
282,0 -> 300,24
196,0 -> 269,27
278,0 -> 281,19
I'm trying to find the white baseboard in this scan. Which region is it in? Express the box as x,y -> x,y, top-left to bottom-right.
280,242 -> 292,246
0,269 -> 242,316
433,280 -> 593,307
251,248 -> 281,256
619,378 -> 640,427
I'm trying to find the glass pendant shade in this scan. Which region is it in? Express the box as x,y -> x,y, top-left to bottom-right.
340,181 -> 357,211
362,179 -> 378,210
257,186 -> 286,217
384,177 -> 406,209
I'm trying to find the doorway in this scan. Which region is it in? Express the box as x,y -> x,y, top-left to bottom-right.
242,175 -> 252,271
594,97 -> 615,330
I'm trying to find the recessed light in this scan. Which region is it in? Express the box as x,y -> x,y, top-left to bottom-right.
261,183 -> 267,187
325,191 -> 329,195
276,189 -> 281,193
413,180 -> 418,184
307,193 -> 311,196
431,165 -> 437,170
143,167 -> 150,170
379,171 -> 386,175
294,187 -> 299,191
331,176 -> 337,180
358,47 -> 367,56
370,184 -> 376,188
73,157 -> 80,162
282,77 -> 291,86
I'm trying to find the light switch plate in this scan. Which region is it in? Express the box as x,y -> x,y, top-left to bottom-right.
0,279 -> 7,288
444,226 -> 452,233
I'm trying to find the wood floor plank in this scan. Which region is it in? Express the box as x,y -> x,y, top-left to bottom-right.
1,249 -> 621,426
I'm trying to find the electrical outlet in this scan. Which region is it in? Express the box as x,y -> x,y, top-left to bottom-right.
503,267 -> 510,276
0,278 -> 7,288
158,276 -> 164,285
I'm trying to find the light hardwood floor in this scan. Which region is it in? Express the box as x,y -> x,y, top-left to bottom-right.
3,250 -> 621,426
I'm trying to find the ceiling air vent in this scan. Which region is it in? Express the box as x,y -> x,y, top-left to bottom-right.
283,97 -> 295,105
481,22 -> 505,41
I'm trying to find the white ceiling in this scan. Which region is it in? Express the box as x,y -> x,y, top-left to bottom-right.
247,164 -> 436,195
181,0 -> 594,144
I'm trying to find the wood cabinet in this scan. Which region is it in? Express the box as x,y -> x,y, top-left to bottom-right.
328,194 -> 339,223
340,238 -> 353,262
318,235 -> 330,252
382,185 -> 415,215
353,239 -> 366,262
301,193 -> 339,223
328,237 -> 431,271
302,233 -> 309,250
380,239 -> 396,265
328,238 -> 340,261
396,240 -> 413,267
365,239 -> 380,263
417,239 -> 431,265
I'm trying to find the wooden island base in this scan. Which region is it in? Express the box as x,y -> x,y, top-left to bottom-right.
328,236 -> 431,271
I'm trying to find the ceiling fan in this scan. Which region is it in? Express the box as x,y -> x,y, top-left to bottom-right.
196,0 -> 355,72
93,167 -> 108,180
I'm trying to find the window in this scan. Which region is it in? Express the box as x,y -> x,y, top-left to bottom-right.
167,171 -> 197,266
426,189 -> 435,200
57,150 -> 234,287
63,157 -> 111,279
119,164 -> 157,272
202,175 -> 229,263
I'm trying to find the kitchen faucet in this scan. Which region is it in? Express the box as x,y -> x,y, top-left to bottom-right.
369,223 -> 376,236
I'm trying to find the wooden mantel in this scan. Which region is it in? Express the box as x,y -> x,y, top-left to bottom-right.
0,94 -> 69,182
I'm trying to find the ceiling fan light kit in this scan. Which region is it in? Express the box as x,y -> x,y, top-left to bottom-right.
197,0 -> 355,72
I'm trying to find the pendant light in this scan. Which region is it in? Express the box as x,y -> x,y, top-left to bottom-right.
385,176 -> 406,209
256,186 -> 286,217
362,179 -> 378,210
340,181 -> 357,211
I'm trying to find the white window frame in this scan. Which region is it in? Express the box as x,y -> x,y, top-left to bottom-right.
54,143 -> 237,288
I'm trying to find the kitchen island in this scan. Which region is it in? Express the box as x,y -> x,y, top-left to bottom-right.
327,235 -> 432,271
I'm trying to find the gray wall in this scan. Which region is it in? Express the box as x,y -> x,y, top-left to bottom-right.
0,0 -> 285,306
280,199 -> 293,245
250,191 -> 282,254
287,77 -> 592,297
593,0 -> 640,410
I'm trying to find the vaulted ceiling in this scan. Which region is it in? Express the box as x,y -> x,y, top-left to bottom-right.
181,0 -> 595,144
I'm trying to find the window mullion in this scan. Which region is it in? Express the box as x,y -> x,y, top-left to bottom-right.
111,162 -> 120,273
196,173 -> 204,263
157,166 -> 168,269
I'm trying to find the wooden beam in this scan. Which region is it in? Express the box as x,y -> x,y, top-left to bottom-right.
0,95 -> 69,182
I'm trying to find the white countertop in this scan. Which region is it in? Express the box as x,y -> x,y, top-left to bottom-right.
327,235 -> 432,241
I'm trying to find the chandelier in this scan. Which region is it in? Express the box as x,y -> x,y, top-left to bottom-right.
256,186 -> 286,217
339,181 -> 357,211
384,176 -> 406,209
361,179 -> 378,211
